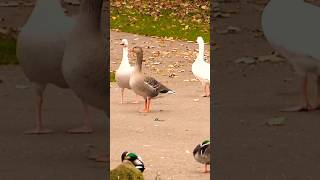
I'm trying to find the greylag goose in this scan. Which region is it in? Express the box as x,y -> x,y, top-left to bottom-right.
62,0 -> 106,111
192,36 -> 210,97
193,140 -> 211,173
115,39 -> 138,104
121,151 -> 145,173
262,0 -> 320,111
129,47 -> 175,113
16,0 -> 90,134
62,0 -> 107,135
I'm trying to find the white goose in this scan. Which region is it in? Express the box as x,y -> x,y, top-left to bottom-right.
115,39 -> 137,104
192,36 -> 210,97
262,0 -> 320,111
17,0 -> 90,134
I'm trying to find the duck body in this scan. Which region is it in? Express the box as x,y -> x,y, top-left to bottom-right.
193,140 -> 210,173
62,0 -> 107,111
262,0 -> 320,111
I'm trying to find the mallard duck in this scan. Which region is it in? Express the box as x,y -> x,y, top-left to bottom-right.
115,39 -> 138,104
193,140 -> 211,173
17,0 -> 90,134
192,36 -> 210,97
121,151 -> 145,173
129,47 -> 175,113
262,0 -> 320,111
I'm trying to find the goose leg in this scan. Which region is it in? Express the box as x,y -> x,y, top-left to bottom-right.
311,76 -> 320,110
131,94 -> 139,104
67,100 -> 93,134
120,88 -> 124,104
25,83 -> 53,134
201,82 -> 209,97
281,75 -> 312,112
139,98 -> 148,113
205,84 -> 210,97
204,164 -> 209,173
146,97 -> 151,112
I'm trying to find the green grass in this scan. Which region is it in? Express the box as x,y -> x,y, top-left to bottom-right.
0,35 -> 18,65
110,161 -> 144,180
110,71 -> 116,82
111,8 -> 210,42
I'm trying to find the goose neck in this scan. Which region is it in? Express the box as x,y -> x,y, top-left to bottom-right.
121,47 -> 129,64
134,53 -> 143,72
196,43 -> 205,62
79,0 -> 104,29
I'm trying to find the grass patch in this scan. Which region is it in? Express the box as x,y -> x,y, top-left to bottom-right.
111,1 -> 210,42
0,35 -> 18,65
110,161 -> 144,180
110,71 -> 116,82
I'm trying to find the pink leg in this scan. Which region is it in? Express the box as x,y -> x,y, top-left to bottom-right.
25,84 -> 53,135
281,75 -> 312,112
67,100 -> 93,134
120,88 -> 124,104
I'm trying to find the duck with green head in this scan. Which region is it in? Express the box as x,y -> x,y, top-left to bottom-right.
193,140 -> 211,173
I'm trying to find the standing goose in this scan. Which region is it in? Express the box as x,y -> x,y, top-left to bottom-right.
62,0 -> 107,123
192,36 -> 210,97
262,0 -> 320,111
115,39 -> 137,104
129,47 -> 175,113
17,0 -> 90,134
193,140 -> 211,173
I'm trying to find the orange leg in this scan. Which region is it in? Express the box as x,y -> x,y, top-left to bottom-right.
146,97 -> 151,112
139,99 -> 148,113
204,164 -> 209,173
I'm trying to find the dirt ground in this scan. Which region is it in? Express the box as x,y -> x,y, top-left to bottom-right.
0,3 -> 107,180
110,31 -> 210,179
213,0 -> 320,179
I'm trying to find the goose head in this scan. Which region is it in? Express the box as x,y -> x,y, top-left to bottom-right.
196,36 -> 204,45
120,39 -> 129,47
121,151 -> 145,173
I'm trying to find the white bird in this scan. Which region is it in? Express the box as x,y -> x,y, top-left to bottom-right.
192,36 -> 210,97
115,39 -> 138,104
262,0 -> 320,111
16,0 -> 90,134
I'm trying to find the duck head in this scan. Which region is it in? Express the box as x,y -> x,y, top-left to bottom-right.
121,151 -> 145,173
